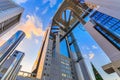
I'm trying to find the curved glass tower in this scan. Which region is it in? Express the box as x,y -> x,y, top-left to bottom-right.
0,31 -> 25,66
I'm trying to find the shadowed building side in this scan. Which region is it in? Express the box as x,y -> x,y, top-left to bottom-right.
0,0 -> 24,37
83,0 -> 120,77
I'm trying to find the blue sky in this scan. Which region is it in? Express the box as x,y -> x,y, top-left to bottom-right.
0,0 -> 63,72
12,0 -> 63,72
0,0 -> 120,80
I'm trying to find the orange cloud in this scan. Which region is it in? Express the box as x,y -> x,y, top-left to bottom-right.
88,53 -> 94,59
0,14 -> 45,46
0,40 -> 5,46
18,15 -> 45,39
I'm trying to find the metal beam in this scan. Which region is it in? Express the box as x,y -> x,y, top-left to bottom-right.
53,19 -> 67,32
64,10 -> 67,22
68,11 -> 72,24
73,12 -> 86,24
60,21 -> 79,41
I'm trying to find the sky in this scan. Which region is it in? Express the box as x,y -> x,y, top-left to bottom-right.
0,0 -> 120,80
0,0 -> 63,72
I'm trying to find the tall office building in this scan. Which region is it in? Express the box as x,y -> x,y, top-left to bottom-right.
84,0 -> 120,19
32,27 -> 80,80
83,0 -> 120,76
0,31 -> 25,65
32,0 -> 120,79
32,0 -> 96,80
0,0 -> 24,36
0,50 -> 25,80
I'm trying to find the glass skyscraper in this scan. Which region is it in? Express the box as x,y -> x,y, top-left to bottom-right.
0,31 -> 25,66
91,11 -> 120,49
83,2 -> 120,77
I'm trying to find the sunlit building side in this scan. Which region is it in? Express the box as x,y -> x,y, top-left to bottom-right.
0,31 -> 25,66
32,0 -> 97,80
32,0 -> 120,80
0,50 -> 24,80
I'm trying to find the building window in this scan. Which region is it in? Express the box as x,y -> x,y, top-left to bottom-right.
95,26 -> 120,49
91,11 -> 120,50
62,73 -> 67,77
91,11 -> 120,38
46,58 -> 48,61
45,63 -> 47,65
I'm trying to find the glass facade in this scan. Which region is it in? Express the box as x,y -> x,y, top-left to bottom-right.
0,0 -> 17,11
91,11 -> 120,49
0,31 -> 25,57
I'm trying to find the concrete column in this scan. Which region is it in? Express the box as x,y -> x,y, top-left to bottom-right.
55,33 -> 60,57
65,37 -> 88,80
72,49 -> 85,80
55,32 -> 62,80
70,33 -> 93,80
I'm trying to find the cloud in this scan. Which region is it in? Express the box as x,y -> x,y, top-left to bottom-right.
88,51 -> 95,59
43,0 -> 49,4
43,0 -> 57,8
92,45 -> 98,49
18,15 -> 45,39
35,39 -> 39,44
81,46 -> 90,50
13,0 -> 27,4
0,40 -> 5,46
41,7 -> 49,14
0,14 -> 45,46
35,7 -> 39,12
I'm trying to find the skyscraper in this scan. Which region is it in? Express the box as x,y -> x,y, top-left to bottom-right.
83,0 -> 120,76
0,0 -> 24,36
84,0 -> 120,19
0,50 -> 25,80
0,31 -> 25,66
32,0 -> 95,80
32,0 -> 120,79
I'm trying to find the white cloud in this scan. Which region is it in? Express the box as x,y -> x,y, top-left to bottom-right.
49,0 -> 57,8
13,0 -> 27,4
43,0 -> 49,4
43,0 -> 57,8
81,46 -> 90,50
35,39 -> 39,44
18,14 -> 45,39
88,51 -> 95,59
92,45 -> 98,49
0,14 -> 45,46
42,7 -> 49,14
35,7 -> 39,12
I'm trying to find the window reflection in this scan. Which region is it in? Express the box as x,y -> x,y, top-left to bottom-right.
91,11 -> 120,49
